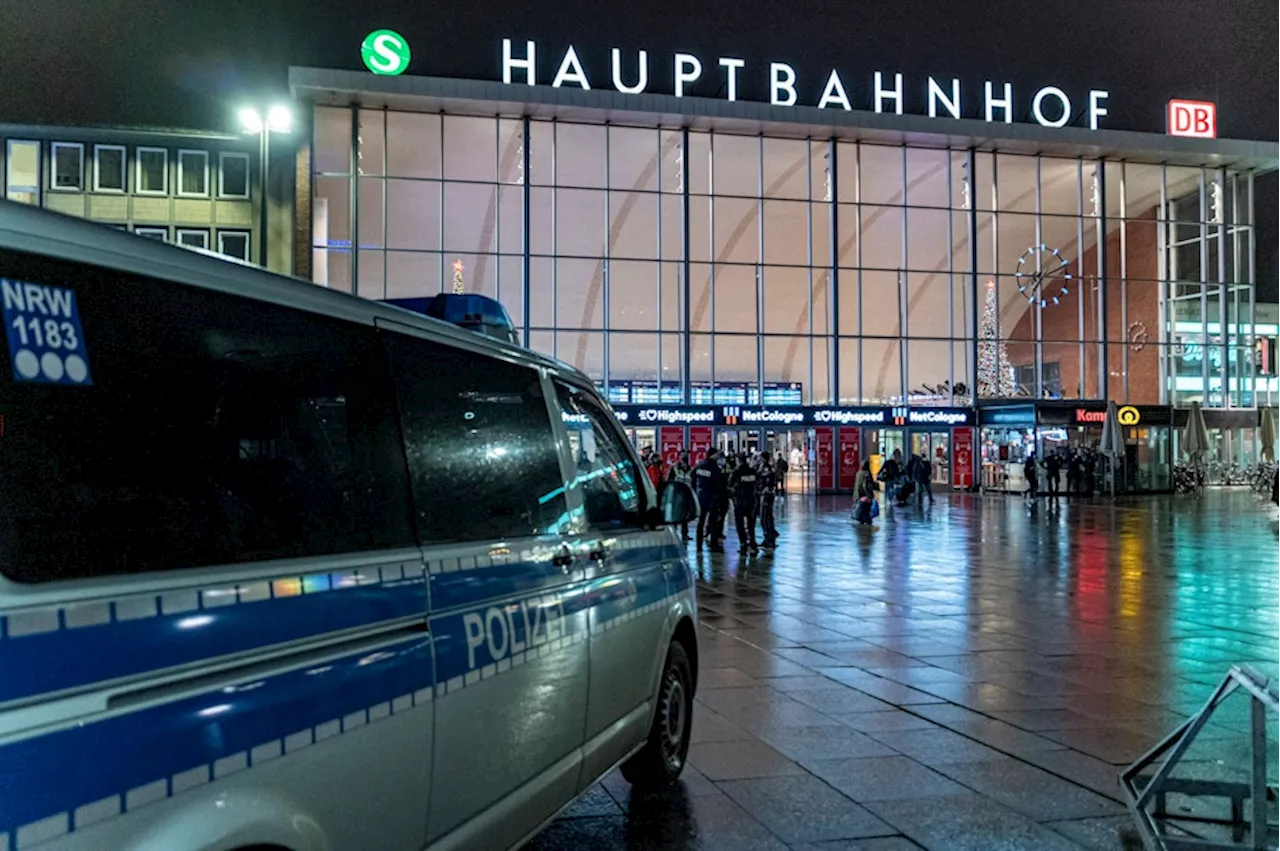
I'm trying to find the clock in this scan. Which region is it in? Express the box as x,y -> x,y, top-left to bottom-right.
1015,244 -> 1072,307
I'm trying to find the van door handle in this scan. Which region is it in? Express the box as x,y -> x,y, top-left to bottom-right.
552,547 -> 574,571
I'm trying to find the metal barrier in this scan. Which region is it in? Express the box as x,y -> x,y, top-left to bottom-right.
1121,665 -> 1278,850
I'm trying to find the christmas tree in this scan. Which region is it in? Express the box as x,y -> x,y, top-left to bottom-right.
451,259 -> 465,294
977,279 -> 1016,397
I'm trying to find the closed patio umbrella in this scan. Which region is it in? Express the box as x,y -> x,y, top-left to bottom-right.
1260,408 -> 1277,462
1182,401 -> 1209,460
1101,401 -> 1125,496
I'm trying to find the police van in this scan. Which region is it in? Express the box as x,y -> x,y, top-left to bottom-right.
0,200 -> 700,851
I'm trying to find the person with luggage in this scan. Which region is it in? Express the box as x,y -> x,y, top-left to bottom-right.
668,451 -> 694,541
853,460 -> 878,525
878,449 -> 903,502
758,451 -> 779,547
693,448 -> 724,551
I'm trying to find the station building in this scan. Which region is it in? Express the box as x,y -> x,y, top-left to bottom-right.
285,41 -> 1277,491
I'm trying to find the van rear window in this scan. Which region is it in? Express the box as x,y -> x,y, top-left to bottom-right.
0,251 -> 416,582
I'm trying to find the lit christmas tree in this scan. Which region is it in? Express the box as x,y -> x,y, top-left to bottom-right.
977,279 -> 1016,397
451,259 -> 466,294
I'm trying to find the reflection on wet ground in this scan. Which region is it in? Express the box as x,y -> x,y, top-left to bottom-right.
527,490 -> 1279,851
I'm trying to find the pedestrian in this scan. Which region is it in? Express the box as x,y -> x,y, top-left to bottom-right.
646,453 -> 663,490
1066,450 -> 1082,495
1042,450 -> 1063,498
878,449 -> 903,501
774,451 -> 789,496
853,460 -> 877,524
758,451 -> 779,547
714,452 -> 732,546
1023,450 -> 1039,502
913,451 -> 933,506
730,454 -> 760,553
1083,449 -> 1097,495
693,447 -> 724,551
668,451 -> 694,541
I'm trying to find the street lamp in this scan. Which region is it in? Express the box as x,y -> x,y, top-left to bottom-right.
239,104 -> 293,269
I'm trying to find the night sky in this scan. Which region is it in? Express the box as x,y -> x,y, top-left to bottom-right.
1,0 -> 1275,295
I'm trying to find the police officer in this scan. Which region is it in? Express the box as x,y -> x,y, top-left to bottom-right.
693,448 -> 724,551
731,454 -> 760,553
758,451 -> 779,547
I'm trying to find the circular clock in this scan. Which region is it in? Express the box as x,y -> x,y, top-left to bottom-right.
1015,244 -> 1073,308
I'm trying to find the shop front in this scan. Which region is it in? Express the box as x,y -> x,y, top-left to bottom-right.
979,401 -> 1174,493
610,404 -> 974,494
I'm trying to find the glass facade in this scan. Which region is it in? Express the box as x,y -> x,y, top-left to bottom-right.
309,105 -> 1270,410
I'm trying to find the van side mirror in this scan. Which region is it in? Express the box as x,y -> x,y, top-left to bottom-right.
655,481 -> 698,526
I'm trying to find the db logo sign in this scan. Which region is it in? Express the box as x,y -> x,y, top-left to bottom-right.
1167,100 -> 1216,139
1117,406 -> 1141,426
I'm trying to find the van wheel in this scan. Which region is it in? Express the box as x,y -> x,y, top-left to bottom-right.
621,640 -> 693,788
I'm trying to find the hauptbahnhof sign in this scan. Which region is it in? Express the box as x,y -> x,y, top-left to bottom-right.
501,39 -> 1111,130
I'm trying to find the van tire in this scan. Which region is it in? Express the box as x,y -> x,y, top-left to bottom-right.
621,640 -> 693,788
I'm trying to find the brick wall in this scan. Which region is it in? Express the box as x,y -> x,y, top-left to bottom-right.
1007,208 -> 1162,403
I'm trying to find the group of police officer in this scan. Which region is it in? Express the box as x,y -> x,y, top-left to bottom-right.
691,448 -> 780,553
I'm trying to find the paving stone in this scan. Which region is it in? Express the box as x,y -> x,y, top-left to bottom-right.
718,774 -> 896,843
806,755 -> 974,802
934,758 -> 1126,820
866,794 -> 1085,851
687,739 -> 806,781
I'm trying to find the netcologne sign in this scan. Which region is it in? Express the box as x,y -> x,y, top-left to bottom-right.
501,39 -> 1111,130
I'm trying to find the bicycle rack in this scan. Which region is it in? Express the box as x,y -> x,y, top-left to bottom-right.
1121,665 -> 1278,850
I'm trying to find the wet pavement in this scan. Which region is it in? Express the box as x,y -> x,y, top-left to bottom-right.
527,489 -> 1280,851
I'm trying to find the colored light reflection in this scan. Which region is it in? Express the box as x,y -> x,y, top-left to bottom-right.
302,574 -> 331,594
272,578 -> 303,598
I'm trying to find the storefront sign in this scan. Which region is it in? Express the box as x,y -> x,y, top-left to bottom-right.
891,406 -> 972,426
501,39 -> 1111,130
1117,406 -> 1140,426
838,427 -> 861,490
952,426 -> 974,489
659,426 -> 684,471
1167,99 -> 1216,139
689,426 -> 712,465
812,408 -> 886,425
815,427 -> 835,490
1074,408 -> 1107,424
613,403 -> 975,428
979,405 -> 1036,426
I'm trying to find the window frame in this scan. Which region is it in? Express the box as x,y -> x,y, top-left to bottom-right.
177,149 -> 210,198
133,225 -> 169,242
176,228 -> 210,250
218,151 -> 251,199
50,142 -> 85,192
552,377 -> 650,528
217,229 -> 251,261
135,147 -> 169,195
6,139 -> 41,203
93,144 -> 127,193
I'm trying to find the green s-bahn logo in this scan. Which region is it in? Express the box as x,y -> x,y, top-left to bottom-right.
362,29 -> 411,76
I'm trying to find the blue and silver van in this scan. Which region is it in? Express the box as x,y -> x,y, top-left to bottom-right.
0,200 -> 699,851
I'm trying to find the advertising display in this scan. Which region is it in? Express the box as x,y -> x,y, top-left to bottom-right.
689,426 -> 713,465
838,427 -> 861,490
815,427 -> 835,491
953,426 -> 974,489
659,426 -> 684,471
610,404 -> 969,429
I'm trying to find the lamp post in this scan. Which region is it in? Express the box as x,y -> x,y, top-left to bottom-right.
238,104 -> 292,269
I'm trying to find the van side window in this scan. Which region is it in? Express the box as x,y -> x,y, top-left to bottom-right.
554,382 -> 644,528
0,253 -> 416,582
383,333 -> 569,542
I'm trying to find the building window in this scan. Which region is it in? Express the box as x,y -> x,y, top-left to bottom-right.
218,230 -> 251,261
5,140 -> 40,204
94,145 -> 126,192
134,226 -> 168,242
177,149 -> 209,197
177,229 -> 209,250
219,152 -> 250,198
51,142 -> 84,191
136,147 -> 168,194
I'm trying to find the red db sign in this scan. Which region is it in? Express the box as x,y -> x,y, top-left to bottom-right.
1167,100 -> 1216,139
